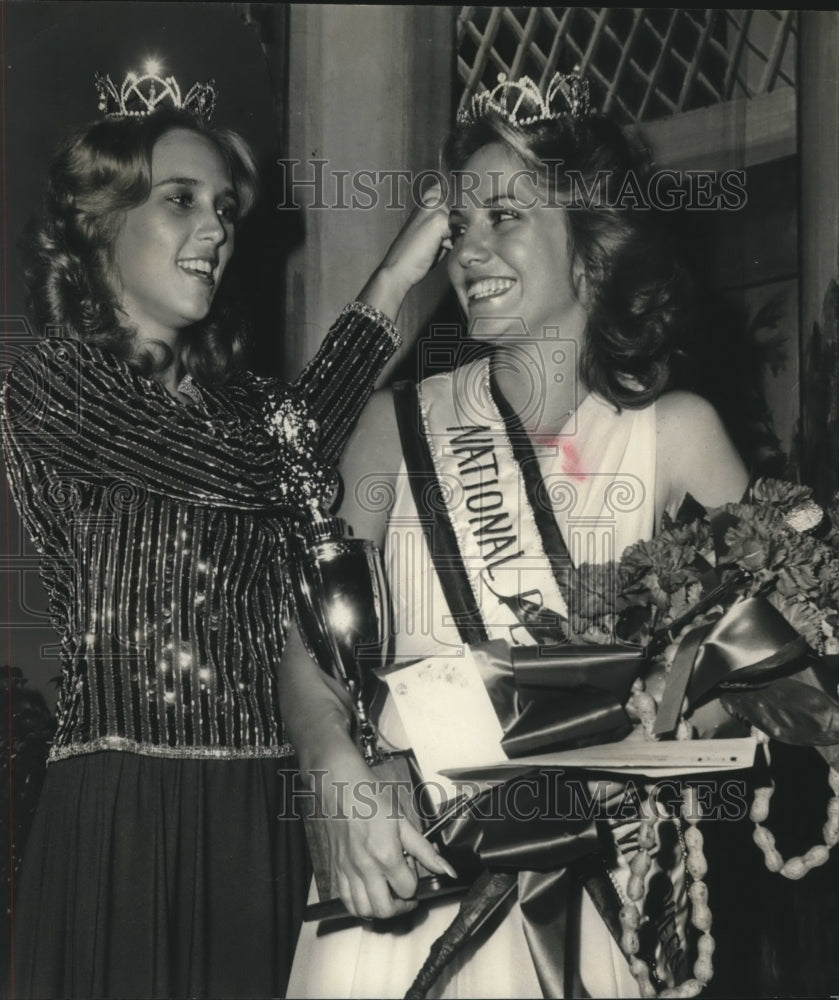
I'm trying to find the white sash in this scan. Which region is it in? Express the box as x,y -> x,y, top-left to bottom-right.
417,359 -> 569,643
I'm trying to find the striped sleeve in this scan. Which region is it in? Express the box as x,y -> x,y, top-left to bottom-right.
2,340 -> 286,509
294,301 -> 401,464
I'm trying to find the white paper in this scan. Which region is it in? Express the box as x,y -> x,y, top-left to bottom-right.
439,736 -> 758,780
382,649 -> 506,803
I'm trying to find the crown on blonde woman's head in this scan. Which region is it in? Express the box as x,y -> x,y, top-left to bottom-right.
457,70 -> 591,129
95,60 -> 217,124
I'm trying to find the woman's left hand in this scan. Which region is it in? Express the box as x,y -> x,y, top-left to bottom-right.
357,181 -> 451,321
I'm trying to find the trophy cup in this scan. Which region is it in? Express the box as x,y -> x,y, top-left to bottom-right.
288,510 -> 462,921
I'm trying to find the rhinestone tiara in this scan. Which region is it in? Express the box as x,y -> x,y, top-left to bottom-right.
95,60 -> 217,124
457,70 -> 591,129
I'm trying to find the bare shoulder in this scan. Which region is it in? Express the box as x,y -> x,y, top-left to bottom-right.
656,390 -> 726,434
337,387 -> 402,545
656,391 -> 736,461
655,390 -> 748,514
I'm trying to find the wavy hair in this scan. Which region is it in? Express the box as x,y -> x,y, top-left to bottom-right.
443,110 -> 694,408
24,107 -> 260,384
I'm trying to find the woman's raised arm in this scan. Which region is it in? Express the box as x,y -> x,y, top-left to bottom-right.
294,185 -> 450,464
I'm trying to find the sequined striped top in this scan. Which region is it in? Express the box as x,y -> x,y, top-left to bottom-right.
1,301 -> 399,762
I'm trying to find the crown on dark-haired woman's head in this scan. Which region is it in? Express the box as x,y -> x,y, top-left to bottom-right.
457,70 -> 591,129
94,59 -> 217,124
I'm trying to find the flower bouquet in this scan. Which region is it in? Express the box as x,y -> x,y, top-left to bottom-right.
380,478 -> 839,999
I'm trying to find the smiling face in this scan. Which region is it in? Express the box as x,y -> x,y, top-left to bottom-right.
112,128 -> 238,346
446,142 -> 588,343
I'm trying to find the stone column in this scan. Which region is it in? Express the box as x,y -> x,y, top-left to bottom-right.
798,12 -> 839,499
283,4 -> 456,379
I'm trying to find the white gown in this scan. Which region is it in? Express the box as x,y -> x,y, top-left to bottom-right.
288,365 -> 681,998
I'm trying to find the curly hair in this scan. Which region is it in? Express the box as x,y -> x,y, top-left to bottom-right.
24,107 -> 260,384
443,111 -> 695,408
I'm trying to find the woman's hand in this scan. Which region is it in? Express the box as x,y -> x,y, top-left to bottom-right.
307,737 -> 457,920
277,628 -> 456,918
357,181 -> 451,322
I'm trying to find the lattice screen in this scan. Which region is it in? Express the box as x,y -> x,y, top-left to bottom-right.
457,8 -> 798,125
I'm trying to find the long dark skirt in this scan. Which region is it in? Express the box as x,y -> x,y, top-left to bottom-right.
9,751 -> 310,1000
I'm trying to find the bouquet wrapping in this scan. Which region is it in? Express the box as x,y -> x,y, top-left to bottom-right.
382,479 -> 839,998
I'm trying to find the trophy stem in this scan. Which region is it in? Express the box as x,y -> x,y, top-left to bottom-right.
355,700 -> 382,764
358,722 -> 379,763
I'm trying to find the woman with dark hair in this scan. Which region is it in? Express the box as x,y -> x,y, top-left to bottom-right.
284,74 -> 748,997
2,70 -> 450,1000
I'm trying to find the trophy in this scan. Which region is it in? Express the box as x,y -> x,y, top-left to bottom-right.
288,510 -> 462,921
290,511 -> 391,764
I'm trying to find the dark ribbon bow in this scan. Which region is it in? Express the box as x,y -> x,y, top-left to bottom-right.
653,596 -> 821,738
502,643 -> 642,756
